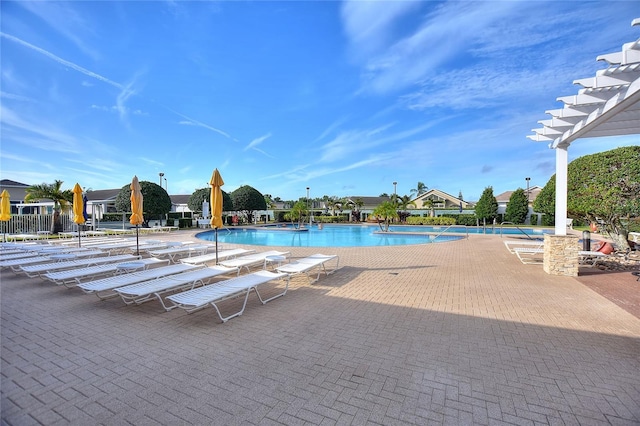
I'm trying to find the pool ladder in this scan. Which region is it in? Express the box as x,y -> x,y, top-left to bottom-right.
500,222 -> 534,239
430,225 -> 469,241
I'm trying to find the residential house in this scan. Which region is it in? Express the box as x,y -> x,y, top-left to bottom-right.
495,186 -> 542,225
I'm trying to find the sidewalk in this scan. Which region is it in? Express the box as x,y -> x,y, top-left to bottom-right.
2,231 -> 639,425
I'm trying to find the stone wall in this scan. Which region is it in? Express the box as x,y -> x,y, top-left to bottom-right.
543,234 -> 579,276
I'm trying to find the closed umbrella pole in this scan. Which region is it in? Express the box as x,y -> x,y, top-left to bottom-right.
72,183 -> 86,247
129,176 -> 144,256
0,190 -> 10,243
209,169 -> 224,264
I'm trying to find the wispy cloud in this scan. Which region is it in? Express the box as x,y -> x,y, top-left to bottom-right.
244,133 -> 272,151
343,1 -> 530,95
0,105 -> 81,153
172,109 -> 231,139
0,91 -> 34,102
1,32 -> 123,90
341,0 -> 422,60
16,1 -> 100,60
319,121 -> 437,163
140,158 -> 164,167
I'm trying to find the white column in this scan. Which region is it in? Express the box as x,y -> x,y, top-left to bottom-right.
554,146 -> 568,236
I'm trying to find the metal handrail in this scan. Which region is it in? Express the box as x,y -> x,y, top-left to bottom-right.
500,222 -> 534,239
430,225 -> 468,240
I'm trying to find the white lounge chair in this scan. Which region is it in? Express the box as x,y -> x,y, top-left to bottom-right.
503,240 -> 544,254
18,254 -> 138,278
276,254 -> 339,284
513,247 -> 544,264
179,248 -> 256,266
219,250 -> 290,274
114,265 -> 238,310
149,243 -> 212,263
578,250 -> 607,267
165,270 -> 290,323
3,249 -> 105,272
43,257 -> 168,287
78,263 -> 200,299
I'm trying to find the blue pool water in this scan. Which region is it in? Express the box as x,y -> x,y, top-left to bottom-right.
196,224 -> 551,247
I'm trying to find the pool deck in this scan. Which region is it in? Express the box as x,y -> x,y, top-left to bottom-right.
2,230 -> 639,425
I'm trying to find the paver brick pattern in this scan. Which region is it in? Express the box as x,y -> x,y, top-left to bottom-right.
2,231 -> 639,425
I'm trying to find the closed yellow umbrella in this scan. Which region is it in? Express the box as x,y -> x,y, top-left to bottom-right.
72,183 -> 85,246
130,176 -> 144,255
1,189 -> 10,242
209,169 -> 224,263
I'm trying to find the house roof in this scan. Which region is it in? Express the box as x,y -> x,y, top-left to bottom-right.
495,186 -> 542,203
344,196 -> 390,207
85,189 -> 120,202
0,179 -> 29,187
170,194 -> 190,205
412,189 -> 471,206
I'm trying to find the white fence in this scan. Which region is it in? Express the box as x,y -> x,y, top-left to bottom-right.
0,214 -> 73,235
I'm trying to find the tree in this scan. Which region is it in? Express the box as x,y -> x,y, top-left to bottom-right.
187,188 -> 233,214
537,146 -> 640,249
231,185 -> 267,223
372,201 -> 399,232
283,201 -> 308,228
474,186 -> 498,226
396,195 -> 416,223
114,181 -> 172,226
410,182 -> 428,197
263,194 -> 276,210
532,180 -> 556,226
504,188 -> 529,224
24,180 -> 73,234
421,198 -> 435,217
347,197 -> 364,222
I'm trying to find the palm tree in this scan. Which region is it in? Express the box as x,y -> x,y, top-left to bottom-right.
410,182 -> 428,198
422,198 -> 435,217
396,195 -> 416,223
24,180 -> 73,234
372,201 -> 399,232
283,201 -> 308,228
347,198 -> 365,222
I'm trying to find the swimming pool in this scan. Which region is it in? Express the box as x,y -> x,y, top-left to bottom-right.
196,224 -> 551,247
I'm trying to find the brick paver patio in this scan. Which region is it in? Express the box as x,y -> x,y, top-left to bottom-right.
2,231 -> 639,425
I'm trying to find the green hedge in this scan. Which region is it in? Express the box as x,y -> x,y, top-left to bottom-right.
315,215 -> 348,223
177,218 -> 192,228
440,214 -> 476,226
405,216 -> 456,226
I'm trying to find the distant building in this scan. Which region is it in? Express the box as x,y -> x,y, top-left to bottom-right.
0,180 -> 29,214
411,189 -> 473,211
495,186 -> 542,225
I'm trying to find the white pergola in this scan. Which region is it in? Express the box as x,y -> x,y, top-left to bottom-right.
529,18 -> 640,236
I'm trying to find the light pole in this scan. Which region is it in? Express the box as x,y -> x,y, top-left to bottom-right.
393,181 -> 397,205
164,178 -> 167,192
525,177 -> 531,224
306,187 -> 310,226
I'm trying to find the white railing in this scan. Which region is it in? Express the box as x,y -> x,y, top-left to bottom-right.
0,214 -> 73,235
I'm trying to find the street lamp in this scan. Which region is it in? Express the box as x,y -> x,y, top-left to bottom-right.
306,187 -> 311,226
525,177 -> 531,225
159,172 -> 164,186
164,178 -> 167,192
393,181 -> 397,205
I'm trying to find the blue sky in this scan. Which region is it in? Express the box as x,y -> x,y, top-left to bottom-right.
1,1 -> 639,202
